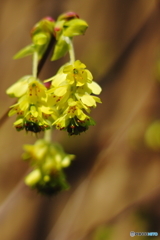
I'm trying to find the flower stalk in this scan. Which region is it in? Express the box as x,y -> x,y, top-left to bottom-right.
44,128 -> 52,142
32,51 -> 39,78
68,37 -> 75,64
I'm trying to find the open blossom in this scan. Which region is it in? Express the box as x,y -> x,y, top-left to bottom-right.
63,60 -> 93,86
47,72 -> 71,109
53,98 -> 95,135
46,60 -> 102,135
7,76 -> 57,133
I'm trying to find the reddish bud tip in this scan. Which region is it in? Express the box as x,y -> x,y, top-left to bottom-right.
43,16 -> 55,22
65,12 -> 79,19
54,27 -> 61,32
43,82 -> 51,89
58,12 -> 79,21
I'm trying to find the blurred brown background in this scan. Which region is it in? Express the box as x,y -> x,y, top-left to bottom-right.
0,0 -> 160,239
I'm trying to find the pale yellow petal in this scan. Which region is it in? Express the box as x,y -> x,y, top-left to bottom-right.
54,86 -> 67,96
85,69 -> 93,82
63,65 -> 73,73
51,73 -> 67,87
81,95 -> 96,107
25,169 -> 41,186
40,106 -> 53,114
14,118 -> 23,126
8,108 -> 17,117
6,77 -> 28,97
93,96 -> 102,103
74,60 -> 86,69
30,106 -> 38,117
87,81 -> 102,94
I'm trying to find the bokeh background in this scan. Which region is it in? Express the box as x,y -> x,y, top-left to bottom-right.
0,0 -> 160,239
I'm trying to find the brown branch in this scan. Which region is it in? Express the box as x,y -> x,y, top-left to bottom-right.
37,36 -> 55,74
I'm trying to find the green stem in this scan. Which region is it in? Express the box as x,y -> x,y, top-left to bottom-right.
67,37 -> 75,64
32,51 -> 39,78
44,128 -> 52,142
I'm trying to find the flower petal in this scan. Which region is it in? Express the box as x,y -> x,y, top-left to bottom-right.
87,81 -> 102,94
93,96 -> 102,103
85,69 -> 93,82
81,95 -> 96,107
25,169 -> 41,186
54,86 -> 67,96
6,76 -> 29,97
74,60 -> 86,69
14,118 -> 23,126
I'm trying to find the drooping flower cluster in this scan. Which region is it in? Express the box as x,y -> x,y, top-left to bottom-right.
46,60 -> 102,135
6,13 -> 90,133
6,12 -> 102,195
23,139 -> 74,195
7,76 -> 56,132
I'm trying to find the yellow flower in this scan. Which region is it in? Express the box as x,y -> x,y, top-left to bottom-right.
53,98 -> 96,135
6,75 -> 31,98
63,60 -> 93,86
87,81 -> 102,95
47,72 -> 71,109
44,60 -> 102,135
11,102 -> 56,132
27,79 -> 46,103
7,76 -> 57,133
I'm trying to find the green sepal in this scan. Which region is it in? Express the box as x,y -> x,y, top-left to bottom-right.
31,18 -> 55,37
38,18 -> 55,34
34,39 -> 51,60
53,20 -> 65,40
51,36 -> 69,61
13,44 -> 35,59
63,19 -> 88,37
32,32 -> 49,46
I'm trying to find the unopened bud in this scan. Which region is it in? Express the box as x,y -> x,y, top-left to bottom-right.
58,12 -> 79,21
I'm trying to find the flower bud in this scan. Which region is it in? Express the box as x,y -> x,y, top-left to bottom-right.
25,169 -> 41,187
57,12 -> 79,21
31,17 -> 55,37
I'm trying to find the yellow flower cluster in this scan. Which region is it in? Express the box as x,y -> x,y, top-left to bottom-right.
46,60 -> 102,135
23,139 -> 75,195
6,60 -> 101,135
7,76 -> 56,133
6,14 -> 101,135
